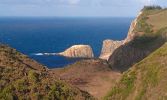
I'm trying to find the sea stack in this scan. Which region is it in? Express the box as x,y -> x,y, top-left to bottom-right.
99,39 -> 123,60
58,45 -> 94,58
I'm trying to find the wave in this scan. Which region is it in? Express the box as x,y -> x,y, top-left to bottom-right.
32,53 -> 57,56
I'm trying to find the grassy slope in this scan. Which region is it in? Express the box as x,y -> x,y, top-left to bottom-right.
105,8 -> 167,99
130,8 -> 167,50
0,44 -> 94,100
104,42 -> 167,100
147,9 -> 167,31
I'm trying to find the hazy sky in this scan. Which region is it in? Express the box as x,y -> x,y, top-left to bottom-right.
0,0 -> 166,17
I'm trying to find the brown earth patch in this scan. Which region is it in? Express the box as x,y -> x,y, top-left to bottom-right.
49,59 -> 121,99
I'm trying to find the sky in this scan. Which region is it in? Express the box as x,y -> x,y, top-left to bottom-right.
0,0 -> 166,17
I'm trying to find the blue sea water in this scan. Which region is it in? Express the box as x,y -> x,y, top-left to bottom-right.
0,17 -> 133,68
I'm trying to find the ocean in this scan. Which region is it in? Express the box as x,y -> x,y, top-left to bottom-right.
0,17 -> 133,68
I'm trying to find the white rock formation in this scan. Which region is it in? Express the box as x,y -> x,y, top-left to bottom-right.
58,45 -> 94,58
99,40 -> 123,60
99,11 -> 144,60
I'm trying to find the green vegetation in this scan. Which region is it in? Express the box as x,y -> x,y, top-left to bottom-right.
130,7 -> 167,50
1,6 -> 167,100
14,79 -> 29,93
147,10 -> 167,31
48,81 -> 77,100
104,70 -> 136,100
134,14 -> 152,33
131,27 -> 167,49
0,85 -> 16,100
0,44 -> 94,100
134,6 -> 167,33
28,70 -> 39,83
105,42 -> 167,100
105,7 -> 167,100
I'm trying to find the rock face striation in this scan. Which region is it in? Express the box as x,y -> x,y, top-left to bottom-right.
108,9 -> 167,72
107,11 -> 150,71
99,12 -> 143,61
99,39 -> 123,60
58,45 -> 94,58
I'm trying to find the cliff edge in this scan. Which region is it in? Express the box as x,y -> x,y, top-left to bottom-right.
108,7 -> 167,72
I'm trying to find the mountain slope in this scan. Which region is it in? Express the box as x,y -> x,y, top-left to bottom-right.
105,42 -> 167,100
0,44 -> 94,100
108,7 -> 167,72
105,7 -> 167,100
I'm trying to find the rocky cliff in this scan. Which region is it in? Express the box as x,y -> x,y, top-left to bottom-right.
99,40 -> 123,60
99,12 -> 143,61
108,8 -> 167,72
123,11 -> 143,44
105,7 -> 167,100
58,45 -> 94,58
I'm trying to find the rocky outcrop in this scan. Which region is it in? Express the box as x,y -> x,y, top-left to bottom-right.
108,10 -> 167,72
99,39 -> 123,60
99,12 -> 143,61
108,44 -> 151,71
107,11 -> 151,72
58,45 -> 94,58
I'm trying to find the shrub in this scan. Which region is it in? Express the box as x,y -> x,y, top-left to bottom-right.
0,85 -> 16,99
31,93 -> 42,100
14,79 -> 29,93
142,6 -> 162,11
28,70 -> 39,83
48,81 -> 75,100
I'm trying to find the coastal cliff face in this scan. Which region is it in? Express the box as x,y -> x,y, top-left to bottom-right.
99,12 -> 143,61
123,11 -> 143,44
58,45 -> 94,58
108,8 -> 167,72
105,7 -> 167,100
99,40 -> 123,60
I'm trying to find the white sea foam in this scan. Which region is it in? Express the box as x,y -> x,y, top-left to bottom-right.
32,53 -> 57,56
34,53 -> 44,56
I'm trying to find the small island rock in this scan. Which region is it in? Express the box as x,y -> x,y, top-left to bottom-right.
58,45 -> 94,58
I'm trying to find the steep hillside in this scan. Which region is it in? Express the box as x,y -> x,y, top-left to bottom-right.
104,42 -> 167,100
0,44 -> 94,100
50,59 -> 121,99
104,7 -> 167,100
108,7 -> 167,72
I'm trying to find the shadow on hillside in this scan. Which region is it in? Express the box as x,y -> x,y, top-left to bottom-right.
108,32 -> 167,72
